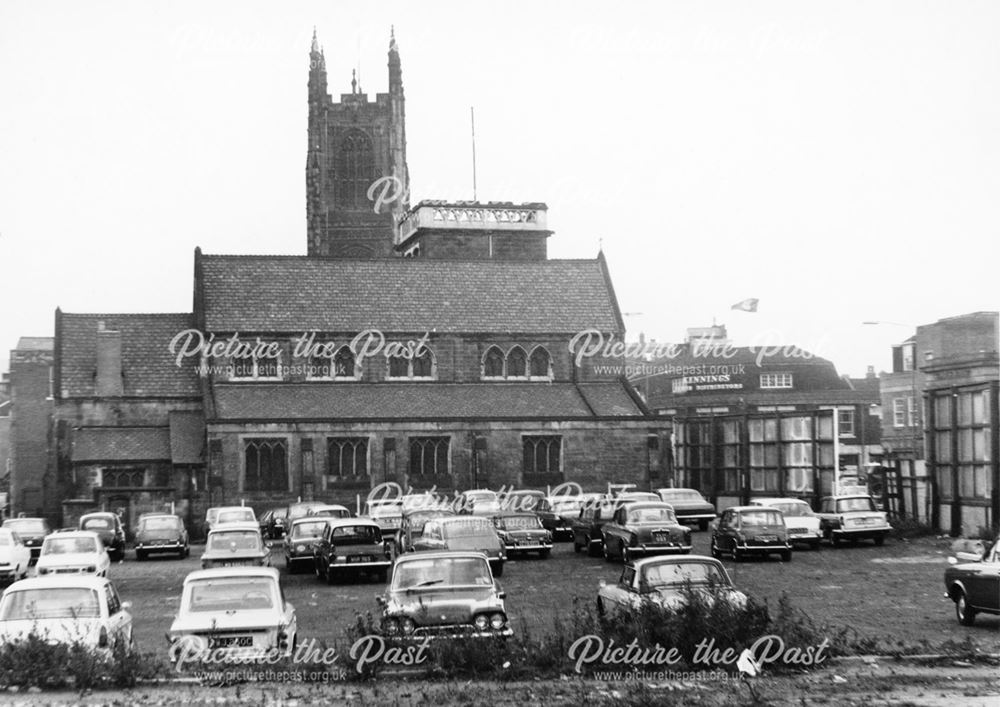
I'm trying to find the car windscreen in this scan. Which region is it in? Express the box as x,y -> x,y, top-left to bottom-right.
496,515 -> 541,530
642,562 -> 725,589
207,531 -> 261,552
774,503 -> 814,517
187,577 -> 275,612
313,508 -> 350,518
290,521 -> 327,539
139,517 -> 181,532
217,510 -> 255,524
740,511 -> 783,526
662,490 -> 702,502
627,507 -> 677,524
330,525 -> 381,545
0,588 -> 101,620
392,557 -> 492,590
837,498 -> 876,512
82,518 -> 113,530
550,499 -> 582,513
43,537 -> 98,554
4,519 -> 46,535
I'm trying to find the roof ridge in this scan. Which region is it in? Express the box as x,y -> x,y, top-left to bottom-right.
200,253 -> 601,265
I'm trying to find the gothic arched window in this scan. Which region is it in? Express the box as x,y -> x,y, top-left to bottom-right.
336,130 -> 375,209
483,346 -> 505,378
529,347 -> 552,378
333,346 -> 357,379
506,347 -> 527,378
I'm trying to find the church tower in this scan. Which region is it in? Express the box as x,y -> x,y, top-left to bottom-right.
307,29 -> 410,257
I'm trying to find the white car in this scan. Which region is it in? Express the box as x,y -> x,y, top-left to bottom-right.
750,497 -> 823,550
0,575 -> 133,651
597,555 -> 748,616
211,506 -> 258,527
0,529 -> 32,583
167,567 -> 296,664
36,530 -> 111,577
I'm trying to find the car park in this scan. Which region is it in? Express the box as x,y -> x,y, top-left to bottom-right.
492,512 -> 552,558
656,488 -> 718,531
454,489 -> 501,516
599,502 -> 692,562
0,575 -> 133,651
306,504 -> 352,519
283,517 -> 329,574
571,499 -> 620,556
412,516 -> 506,576
313,518 -> 391,584
200,524 -> 270,569
944,538 -> 1000,626
377,551 -> 511,638
817,495 -> 890,546
710,506 -> 792,562
36,530 -> 111,577
395,507 -> 456,554
134,514 -> 189,560
597,555 -> 747,615
79,512 -> 127,561
167,567 -> 296,664
2,517 -> 51,563
0,529 -> 31,583
750,497 -> 822,550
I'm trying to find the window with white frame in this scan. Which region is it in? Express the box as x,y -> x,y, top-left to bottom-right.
759,373 -> 793,389
838,408 -> 855,436
892,398 -> 909,428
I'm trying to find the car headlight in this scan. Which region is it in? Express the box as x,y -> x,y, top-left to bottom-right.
489,613 -> 506,630
474,615 -> 489,631
37,567 -> 49,575
382,618 -> 400,636
401,618 -> 416,635
296,545 -> 305,553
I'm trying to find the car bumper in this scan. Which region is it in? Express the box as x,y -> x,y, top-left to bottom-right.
737,543 -> 791,554
329,558 -> 392,570
630,543 -> 693,555
831,527 -> 889,539
505,542 -> 552,552
406,625 -> 514,639
136,541 -> 186,553
676,513 -> 717,524
786,531 -> 823,544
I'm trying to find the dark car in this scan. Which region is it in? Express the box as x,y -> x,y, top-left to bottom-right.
259,508 -> 288,540
412,516 -> 506,576
201,524 -> 270,569
498,489 -> 544,514
944,538 -> 1000,626
710,506 -> 792,562
134,514 -> 189,560
656,488 -> 718,531
79,512 -> 126,561
1,518 -> 51,563
492,512 -> 552,558
313,519 -> 391,584
600,502 -> 692,562
283,517 -> 329,574
395,508 -> 456,554
377,551 -> 511,638
536,494 -> 600,541
571,500 -> 619,556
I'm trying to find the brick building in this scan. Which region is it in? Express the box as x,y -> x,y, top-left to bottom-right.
8,337 -> 55,520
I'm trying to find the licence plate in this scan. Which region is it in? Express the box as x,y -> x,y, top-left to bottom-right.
652,532 -> 669,543
348,555 -> 373,563
757,535 -> 777,542
209,636 -> 253,648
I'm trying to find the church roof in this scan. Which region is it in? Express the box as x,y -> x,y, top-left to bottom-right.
57,312 -> 201,398
71,426 -> 172,463
196,253 -> 625,334
209,381 -> 645,421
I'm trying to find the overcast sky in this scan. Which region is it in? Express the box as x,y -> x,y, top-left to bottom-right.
1,0 -> 997,378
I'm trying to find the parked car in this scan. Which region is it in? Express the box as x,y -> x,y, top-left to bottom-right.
656,488 -> 718,531
816,495 -> 890,547
571,499 -> 620,556
377,551 -> 511,638
711,506 -> 792,562
201,524 -> 270,569
944,538 -> 1000,626
212,506 -> 257,528
454,490 -> 501,516
203,508 -> 220,538
0,575 -> 133,651
536,493 -> 602,541
306,504 -> 352,519
134,514 -> 189,560
36,530 -> 111,577
2,517 -> 52,563
401,492 -> 449,513
0,529 -> 31,583
363,500 -> 404,535
167,567 -> 296,664
283,517 -> 329,574
285,501 -> 328,525
412,516 -> 506,576
600,502 -> 692,562
499,489 -> 544,513
259,508 -> 288,540
750,497 -> 822,550
597,555 -> 748,616
616,492 -> 661,504
395,507 -> 456,554
492,512 -> 552,558
313,519 -> 392,584
79,512 -> 127,562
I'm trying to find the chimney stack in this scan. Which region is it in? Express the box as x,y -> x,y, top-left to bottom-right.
95,326 -> 123,396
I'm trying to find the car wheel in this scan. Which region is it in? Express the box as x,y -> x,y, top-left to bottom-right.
287,559 -> 298,575
780,550 -> 792,562
955,590 -> 977,626
831,534 -> 842,548
874,535 -> 885,547
136,550 -> 147,562
698,520 -> 709,531
621,545 -> 630,563
733,546 -> 744,563
596,597 -> 606,617
603,542 -> 613,562
811,540 -> 821,551
710,538 -> 721,559
377,569 -> 388,583
573,537 -> 582,553
539,548 -> 551,559
325,564 -> 336,585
